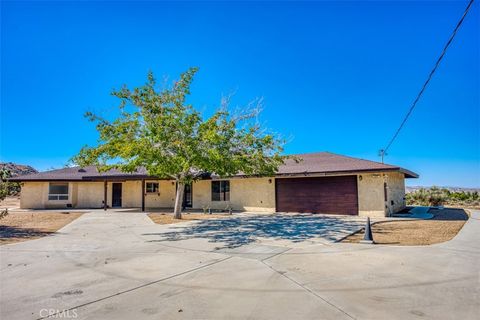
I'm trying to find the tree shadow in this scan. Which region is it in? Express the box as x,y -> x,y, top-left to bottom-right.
0,225 -> 53,242
143,214 -> 365,249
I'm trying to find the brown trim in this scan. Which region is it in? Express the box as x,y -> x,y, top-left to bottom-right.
9,176 -> 157,183
355,175 -> 359,214
141,179 -> 145,212
274,178 -> 279,212
9,179 -> 86,182
210,168 -> 418,180
274,168 -> 417,178
103,180 -> 107,211
9,168 -> 419,183
85,175 -> 154,181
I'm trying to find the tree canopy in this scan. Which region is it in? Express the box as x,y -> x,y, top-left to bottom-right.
72,67 -> 286,218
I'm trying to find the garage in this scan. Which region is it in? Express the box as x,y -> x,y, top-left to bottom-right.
275,176 -> 359,215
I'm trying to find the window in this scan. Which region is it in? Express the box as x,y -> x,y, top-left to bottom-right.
146,182 -> 159,193
212,181 -> 230,201
48,183 -> 69,200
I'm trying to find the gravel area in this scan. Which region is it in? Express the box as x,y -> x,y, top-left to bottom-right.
342,208 -> 468,245
0,196 -> 20,209
0,211 -> 84,245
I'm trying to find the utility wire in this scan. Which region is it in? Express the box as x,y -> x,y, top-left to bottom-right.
380,0 -> 475,160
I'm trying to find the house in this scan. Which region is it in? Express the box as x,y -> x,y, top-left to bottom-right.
10,152 -> 418,217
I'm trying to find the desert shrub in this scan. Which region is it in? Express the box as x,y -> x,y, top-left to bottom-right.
427,187 -> 447,206
0,183 -> 8,202
0,168 -> 20,201
406,188 -> 430,206
407,187 -> 479,208
0,208 -> 8,220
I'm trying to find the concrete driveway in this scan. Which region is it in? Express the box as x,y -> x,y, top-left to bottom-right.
1,210 -> 479,319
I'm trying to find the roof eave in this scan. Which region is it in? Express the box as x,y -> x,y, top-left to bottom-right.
399,168 -> 419,179
275,167 -> 412,178
8,178 -> 86,182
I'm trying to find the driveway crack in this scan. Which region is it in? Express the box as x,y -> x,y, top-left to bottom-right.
261,260 -> 356,320
37,256 -> 232,320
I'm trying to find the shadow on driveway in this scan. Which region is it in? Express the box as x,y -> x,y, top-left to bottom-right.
143,214 -> 365,249
0,225 -> 53,244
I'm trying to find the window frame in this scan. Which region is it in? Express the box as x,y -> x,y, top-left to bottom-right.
48,182 -> 69,201
211,180 -> 230,201
145,182 -> 159,194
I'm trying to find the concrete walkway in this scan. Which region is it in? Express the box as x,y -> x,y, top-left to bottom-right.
1,210 -> 479,319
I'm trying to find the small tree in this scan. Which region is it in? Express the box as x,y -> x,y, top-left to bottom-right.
0,168 -> 12,201
72,68 -> 286,219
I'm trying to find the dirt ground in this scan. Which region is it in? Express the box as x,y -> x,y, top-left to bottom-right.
0,196 -> 20,209
148,212 -> 233,224
0,211 -> 84,245
342,208 -> 468,245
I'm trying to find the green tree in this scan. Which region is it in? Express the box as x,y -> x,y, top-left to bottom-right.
0,168 -> 11,201
72,68 -> 286,219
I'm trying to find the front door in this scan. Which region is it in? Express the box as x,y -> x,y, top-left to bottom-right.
183,183 -> 192,208
112,183 -> 122,207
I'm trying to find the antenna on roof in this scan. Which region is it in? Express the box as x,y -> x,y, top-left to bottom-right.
378,149 -> 387,164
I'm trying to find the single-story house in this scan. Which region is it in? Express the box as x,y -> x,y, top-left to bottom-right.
10,152 -> 418,217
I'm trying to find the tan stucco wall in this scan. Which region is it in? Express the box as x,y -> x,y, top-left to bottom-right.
192,177 -> 275,212
103,181 -> 142,208
20,182 -> 46,209
122,181 -> 141,208
20,182 -> 76,209
357,173 -> 386,217
357,172 -> 406,217
76,182 -> 104,208
385,171 -> 406,215
144,180 -> 176,208
19,172 -> 407,217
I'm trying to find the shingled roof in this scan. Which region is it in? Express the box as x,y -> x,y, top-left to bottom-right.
9,152 -> 418,181
276,152 -> 418,178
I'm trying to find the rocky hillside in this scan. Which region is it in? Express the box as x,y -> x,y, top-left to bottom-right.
0,162 -> 37,177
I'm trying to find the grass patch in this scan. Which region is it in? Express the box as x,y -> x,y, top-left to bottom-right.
148,212 -> 232,225
342,208 -> 468,245
0,211 -> 84,245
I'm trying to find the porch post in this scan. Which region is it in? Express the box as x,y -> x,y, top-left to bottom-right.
103,179 -> 107,211
141,179 -> 145,212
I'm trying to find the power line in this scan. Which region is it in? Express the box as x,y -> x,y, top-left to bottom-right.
380,0 -> 475,162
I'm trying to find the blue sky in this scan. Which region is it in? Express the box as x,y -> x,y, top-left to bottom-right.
1,1 -> 479,187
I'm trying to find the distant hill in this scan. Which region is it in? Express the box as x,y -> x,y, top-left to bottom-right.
0,162 -> 38,177
406,186 -> 480,193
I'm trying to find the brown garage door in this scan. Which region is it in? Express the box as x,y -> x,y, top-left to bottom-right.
275,176 -> 358,215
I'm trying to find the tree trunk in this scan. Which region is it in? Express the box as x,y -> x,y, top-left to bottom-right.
173,180 -> 184,219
